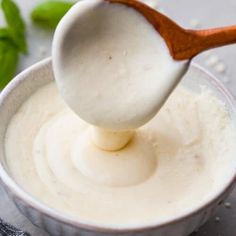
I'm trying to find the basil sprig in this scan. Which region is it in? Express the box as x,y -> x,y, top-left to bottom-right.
0,0 -> 73,89
0,0 -> 27,89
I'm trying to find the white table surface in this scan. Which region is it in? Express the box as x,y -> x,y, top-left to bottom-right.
0,0 -> 236,235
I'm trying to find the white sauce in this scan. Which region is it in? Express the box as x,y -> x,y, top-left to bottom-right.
53,0 -> 188,131
5,82 -> 236,227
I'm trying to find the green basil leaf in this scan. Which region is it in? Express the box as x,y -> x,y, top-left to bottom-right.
1,0 -> 27,53
0,39 -> 19,89
0,27 -> 11,39
31,1 -> 74,29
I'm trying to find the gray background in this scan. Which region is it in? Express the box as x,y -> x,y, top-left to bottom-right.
0,0 -> 236,235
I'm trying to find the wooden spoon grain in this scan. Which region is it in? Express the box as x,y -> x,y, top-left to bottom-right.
106,0 -> 236,60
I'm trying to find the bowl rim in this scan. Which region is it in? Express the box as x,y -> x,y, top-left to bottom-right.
0,57 -> 236,234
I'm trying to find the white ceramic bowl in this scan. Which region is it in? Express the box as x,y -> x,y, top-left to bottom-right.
0,58 -> 235,236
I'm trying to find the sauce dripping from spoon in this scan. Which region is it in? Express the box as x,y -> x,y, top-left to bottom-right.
52,0 -> 236,151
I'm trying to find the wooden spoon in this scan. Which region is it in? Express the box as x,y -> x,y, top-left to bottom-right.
106,0 -> 236,60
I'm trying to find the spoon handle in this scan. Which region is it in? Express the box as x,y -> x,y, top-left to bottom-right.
106,0 -> 236,61
173,26 -> 236,60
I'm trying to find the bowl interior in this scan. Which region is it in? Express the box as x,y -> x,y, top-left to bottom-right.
0,58 -> 236,231
0,59 -> 54,171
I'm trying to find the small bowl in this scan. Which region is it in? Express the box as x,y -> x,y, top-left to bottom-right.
0,58 -> 235,236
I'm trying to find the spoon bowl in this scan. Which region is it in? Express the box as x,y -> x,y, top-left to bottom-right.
52,0 -> 189,131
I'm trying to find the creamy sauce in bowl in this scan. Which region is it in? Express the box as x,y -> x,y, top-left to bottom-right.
5,82 -> 236,226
